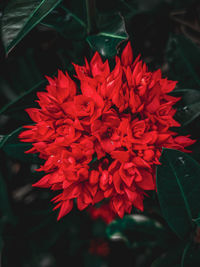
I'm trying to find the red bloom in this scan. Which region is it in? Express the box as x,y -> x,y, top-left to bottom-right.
89,203 -> 116,224
89,238 -> 110,257
19,42 -> 195,221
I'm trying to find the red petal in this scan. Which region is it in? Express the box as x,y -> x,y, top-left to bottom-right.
57,200 -> 73,220
112,197 -> 125,218
81,81 -> 104,108
63,184 -> 80,199
133,193 -> 144,211
32,175 -> 50,188
146,97 -> 160,113
90,52 -> 110,78
174,136 -> 196,147
143,150 -> 154,161
77,196 -> 89,210
25,108 -> 42,122
19,129 -> 34,141
121,42 -> 133,66
124,187 -> 137,202
111,151 -> 130,162
93,190 -> 104,204
113,171 -> 123,194
104,188 -> 113,198
89,170 -> 99,185
86,183 -> 98,197
132,157 -> 151,169
83,189 -> 93,204
136,170 -> 155,190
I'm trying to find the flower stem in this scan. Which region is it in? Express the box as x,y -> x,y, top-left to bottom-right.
85,0 -> 97,35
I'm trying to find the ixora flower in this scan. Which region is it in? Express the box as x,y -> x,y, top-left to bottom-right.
19,42 -> 195,221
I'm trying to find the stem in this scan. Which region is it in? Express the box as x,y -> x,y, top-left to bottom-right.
85,0 -> 97,35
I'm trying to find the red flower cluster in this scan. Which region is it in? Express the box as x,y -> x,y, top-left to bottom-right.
19,42 -> 195,220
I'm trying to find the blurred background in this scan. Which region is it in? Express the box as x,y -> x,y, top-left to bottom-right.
0,0 -> 200,266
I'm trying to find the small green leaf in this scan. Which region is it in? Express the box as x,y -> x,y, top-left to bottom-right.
2,0 -> 62,54
87,13 -> 128,57
106,214 -> 168,248
156,148 -> 200,239
181,241 -> 200,267
0,127 -> 42,163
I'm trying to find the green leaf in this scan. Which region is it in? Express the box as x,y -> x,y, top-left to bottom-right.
0,127 -> 42,163
156,148 -> 200,239
181,241 -> 200,267
0,79 -> 45,121
172,89 -> 200,126
166,35 -> 200,88
87,13 -> 128,57
2,0 -> 62,54
41,5 -> 86,40
106,214 -> 168,248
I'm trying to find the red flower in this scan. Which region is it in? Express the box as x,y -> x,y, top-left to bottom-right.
89,203 -> 116,224
19,42 -> 195,221
89,238 -> 110,257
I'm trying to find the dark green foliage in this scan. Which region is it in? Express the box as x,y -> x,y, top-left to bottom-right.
106,214 -> 169,248
0,0 -> 200,266
157,148 -> 200,239
166,35 -> 200,88
2,0 -> 63,54
86,13 -> 128,57
172,89 -> 200,126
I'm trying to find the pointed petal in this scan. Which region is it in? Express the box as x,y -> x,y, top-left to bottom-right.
121,42 -> 133,66
57,200 -> 73,220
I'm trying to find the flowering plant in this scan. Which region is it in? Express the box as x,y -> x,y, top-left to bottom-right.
19,42 -> 195,220
1,0 -> 200,266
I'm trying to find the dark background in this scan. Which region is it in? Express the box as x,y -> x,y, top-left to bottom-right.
0,0 -> 200,266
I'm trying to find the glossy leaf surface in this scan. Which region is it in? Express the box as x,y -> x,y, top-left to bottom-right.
157,148 -> 200,239
2,0 -> 62,54
107,214 -> 168,248
87,13 -> 128,57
